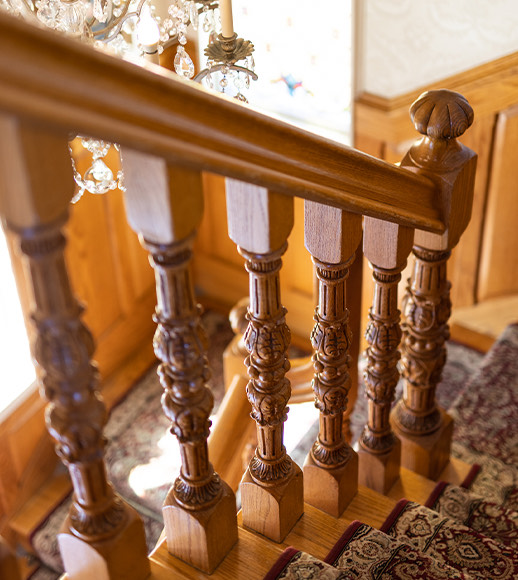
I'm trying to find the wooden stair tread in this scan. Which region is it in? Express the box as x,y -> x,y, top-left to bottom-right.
283,486 -> 396,560
149,526 -> 283,579
150,484 -> 397,579
9,472 -> 71,551
60,457 -> 475,579
149,458 -> 473,579
387,457 -> 472,505
450,294 -> 518,352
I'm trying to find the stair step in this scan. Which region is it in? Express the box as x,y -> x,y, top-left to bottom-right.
388,457 -> 472,505
9,473 -> 71,552
149,484 -> 396,579
24,457 -> 475,578
149,461 -> 473,579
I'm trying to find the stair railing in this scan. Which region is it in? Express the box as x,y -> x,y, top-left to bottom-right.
0,12 -> 476,578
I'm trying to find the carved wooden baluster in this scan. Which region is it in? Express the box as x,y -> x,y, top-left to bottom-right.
358,218 -> 414,493
303,202 -> 362,517
121,150 -> 237,573
226,179 -> 303,543
0,119 -> 149,580
391,90 -> 477,478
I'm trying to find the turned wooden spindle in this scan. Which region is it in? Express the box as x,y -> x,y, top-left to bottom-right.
391,90 -> 477,479
121,150 -> 237,573
0,119 -> 149,580
226,179 -> 303,543
303,202 -> 362,517
358,218 -> 414,494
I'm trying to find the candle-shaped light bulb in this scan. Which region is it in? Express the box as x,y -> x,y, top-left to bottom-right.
219,0 -> 234,37
137,3 -> 160,56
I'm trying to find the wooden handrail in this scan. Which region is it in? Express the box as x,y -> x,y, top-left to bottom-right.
0,13 -> 443,233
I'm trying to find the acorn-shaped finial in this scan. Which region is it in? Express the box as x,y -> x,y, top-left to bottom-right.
410,89 -> 474,140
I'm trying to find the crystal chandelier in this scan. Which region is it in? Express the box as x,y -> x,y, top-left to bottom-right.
0,0 -> 256,201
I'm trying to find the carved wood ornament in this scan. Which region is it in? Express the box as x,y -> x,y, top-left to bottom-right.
392,89 -> 476,439
361,268 -> 402,451
19,217 -> 126,542
240,244 -> 294,485
310,256 -> 355,468
145,236 -> 223,510
393,249 -> 451,434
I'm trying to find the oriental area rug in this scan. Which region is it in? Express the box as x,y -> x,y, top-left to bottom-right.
29,320 -> 518,580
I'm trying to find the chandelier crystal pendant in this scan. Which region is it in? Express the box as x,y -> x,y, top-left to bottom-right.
0,0 -> 256,200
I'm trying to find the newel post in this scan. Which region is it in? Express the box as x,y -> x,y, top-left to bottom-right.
391,90 -> 477,479
303,203 -> 362,516
0,118 -> 150,579
226,179 -> 304,543
358,218 -> 414,493
121,150 -> 237,573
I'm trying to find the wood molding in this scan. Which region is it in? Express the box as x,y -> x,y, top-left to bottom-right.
0,13 -> 445,234
355,51 -> 518,145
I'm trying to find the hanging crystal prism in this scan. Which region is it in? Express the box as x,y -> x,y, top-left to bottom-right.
69,137 -> 121,202
189,0 -> 198,30
174,46 -> 195,78
93,0 -> 112,23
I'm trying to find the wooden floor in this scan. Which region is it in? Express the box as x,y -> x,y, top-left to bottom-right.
147,458 -> 472,579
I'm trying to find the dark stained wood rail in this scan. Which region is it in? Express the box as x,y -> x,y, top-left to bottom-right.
0,12 -> 444,234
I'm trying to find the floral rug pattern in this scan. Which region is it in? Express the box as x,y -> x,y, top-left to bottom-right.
426,481 -> 518,549
381,500 -> 518,579
325,520 -> 470,579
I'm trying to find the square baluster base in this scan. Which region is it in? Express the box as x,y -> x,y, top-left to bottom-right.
241,461 -> 304,543
58,502 -> 150,580
303,449 -> 358,518
358,437 -> 401,494
391,408 -> 453,480
163,481 -> 238,574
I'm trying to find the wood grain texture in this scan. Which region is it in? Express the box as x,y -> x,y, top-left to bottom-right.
12,215 -> 150,578
226,181 -> 294,254
0,537 -> 21,580
0,13 -> 443,234
303,218 -> 361,515
355,52 -> 518,336
478,105 -> 518,301
0,116 -> 74,228
123,163 -> 238,571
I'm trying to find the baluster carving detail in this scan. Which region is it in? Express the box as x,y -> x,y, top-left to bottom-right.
310,257 -> 354,468
394,247 -> 451,435
21,220 -> 126,541
361,269 -> 402,453
146,239 -> 222,510
240,246 -> 293,485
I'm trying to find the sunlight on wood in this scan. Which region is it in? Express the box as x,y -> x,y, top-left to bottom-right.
0,228 -> 35,412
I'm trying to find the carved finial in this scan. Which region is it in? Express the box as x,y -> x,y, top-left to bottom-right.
410,89 -> 474,140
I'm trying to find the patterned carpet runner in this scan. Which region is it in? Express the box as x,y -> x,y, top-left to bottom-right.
325,521 -> 471,579
449,323 -> 518,466
28,323 -> 518,579
425,481 -> 518,549
264,548 -> 347,580
380,499 -> 518,579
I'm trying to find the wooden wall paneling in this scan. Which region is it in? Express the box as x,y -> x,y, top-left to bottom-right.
281,198 -> 315,344
0,391 -> 54,526
355,52 -> 518,347
66,195 -> 122,339
448,113 -> 496,309
477,105 -> 518,302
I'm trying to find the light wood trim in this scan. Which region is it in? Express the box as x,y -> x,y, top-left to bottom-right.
355,51 -> 518,144
0,13 -> 443,233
